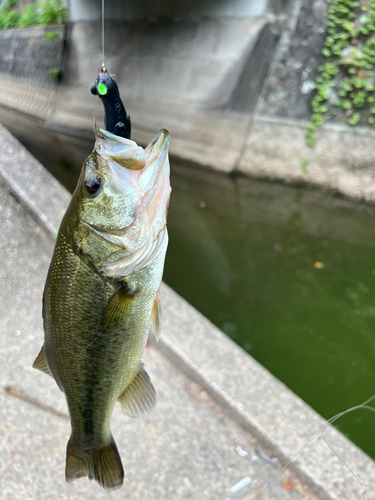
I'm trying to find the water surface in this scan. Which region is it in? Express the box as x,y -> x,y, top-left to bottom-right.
164,165 -> 375,460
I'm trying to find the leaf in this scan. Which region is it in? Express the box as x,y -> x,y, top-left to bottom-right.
314,261 -> 325,269
281,481 -> 295,490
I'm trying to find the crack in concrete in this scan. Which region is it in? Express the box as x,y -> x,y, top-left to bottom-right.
4,385 -> 69,420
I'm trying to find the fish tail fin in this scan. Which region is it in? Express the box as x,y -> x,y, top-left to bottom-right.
66,437 -> 124,490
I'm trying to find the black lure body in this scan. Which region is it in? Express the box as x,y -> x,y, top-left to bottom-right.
91,69 -> 131,139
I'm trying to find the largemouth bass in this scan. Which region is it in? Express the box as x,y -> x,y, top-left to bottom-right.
33,128 -> 171,489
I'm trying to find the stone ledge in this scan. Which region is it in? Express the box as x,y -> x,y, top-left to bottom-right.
1,122 -> 375,500
43,109 -> 375,206
238,115 -> 375,204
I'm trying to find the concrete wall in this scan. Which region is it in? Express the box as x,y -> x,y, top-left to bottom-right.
0,25 -> 66,120
59,0 -> 287,113
60,17 -> 274,110
236,0 -> 375,203
0,25 -> 67,175
42,0 -> 284,175
69,0 -> 285,22
257,0 -> 328,120
6,0 -> 375,205
49,0 -> 284,177
0,0 -> 286,177
62,0 -> 284,114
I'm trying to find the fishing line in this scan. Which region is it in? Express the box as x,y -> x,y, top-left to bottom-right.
267,393 -> 375,498
102,0 -> 105,68
321,431 -> 368,500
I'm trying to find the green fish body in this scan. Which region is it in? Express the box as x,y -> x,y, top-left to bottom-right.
33,129 -> 171,489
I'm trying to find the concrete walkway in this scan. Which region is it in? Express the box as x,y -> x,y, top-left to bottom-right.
1,123 -> 374,499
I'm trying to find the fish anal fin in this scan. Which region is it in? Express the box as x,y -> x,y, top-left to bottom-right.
66,437 -> 123,490
118,363 -> 156,417
32,345 -> 53,378
150,291 -> 161,341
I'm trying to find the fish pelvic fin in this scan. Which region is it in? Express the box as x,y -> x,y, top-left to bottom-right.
118,362 -> 156,417
66,437 -> 124,490
32,345 -> 53,378
150,290 -> 161,341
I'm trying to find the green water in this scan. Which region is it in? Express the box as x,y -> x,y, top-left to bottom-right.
164,165 -> 375,459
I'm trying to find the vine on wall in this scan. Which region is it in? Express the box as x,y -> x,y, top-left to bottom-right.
306,0 -> 375,146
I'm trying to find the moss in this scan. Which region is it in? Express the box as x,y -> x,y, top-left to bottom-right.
300,156 -> 310,172
47,67 -> 61,81
348,112 -> 361,125
306,0 -> 375,145
43,31 -> 60,41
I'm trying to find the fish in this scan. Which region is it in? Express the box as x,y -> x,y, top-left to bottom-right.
33,127 -> 171,489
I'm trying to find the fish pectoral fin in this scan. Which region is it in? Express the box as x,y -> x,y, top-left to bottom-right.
118,363 -> 156,417
100,285 -> 137,329
32,345 -> 53,378
150,290 -> 161,341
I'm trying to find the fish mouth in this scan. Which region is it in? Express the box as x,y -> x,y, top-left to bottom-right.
95,127 -> 170,173
96,128 -> 146,171
82,129 -> 171,277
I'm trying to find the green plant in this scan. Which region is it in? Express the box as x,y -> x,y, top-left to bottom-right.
18,4 -> 41,27
301,156 -> 310,172
0,0 -> 67,30
0,8 -> 20,28
43,31 -> 60,40
305,124 -> 317,147
306,0 -> 375,145
47,67 -> 61,81
0,0 -> 18,14
40,0 -> 67,25
348,112 -> 361,125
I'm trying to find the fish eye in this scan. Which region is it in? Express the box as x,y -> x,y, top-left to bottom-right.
85,174 -> 103,196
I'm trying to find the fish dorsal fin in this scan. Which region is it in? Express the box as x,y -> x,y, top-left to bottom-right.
118,363 -> 156,417
150,291 -> 161,341
32,345 -> 53,378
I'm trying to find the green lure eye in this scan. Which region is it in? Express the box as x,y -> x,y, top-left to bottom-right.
98,82 -> 107,96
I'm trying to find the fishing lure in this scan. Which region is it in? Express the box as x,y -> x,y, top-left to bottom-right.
91,65 -> 131,139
